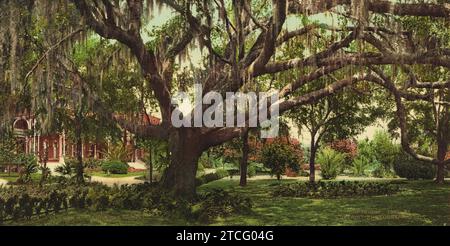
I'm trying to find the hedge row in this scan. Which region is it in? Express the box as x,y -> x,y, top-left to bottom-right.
273,180 -> 400,198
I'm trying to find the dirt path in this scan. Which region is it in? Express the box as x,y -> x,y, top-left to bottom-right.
90,176 -> 145,186
0,178 -> 8,186
226,174 -> 404,182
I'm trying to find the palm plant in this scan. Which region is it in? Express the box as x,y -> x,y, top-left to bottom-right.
17,154 -> 38,183
317,147 -> 345,180
103,144 -> 129,162
352,156 -> 369,176
55,161 -> 75,176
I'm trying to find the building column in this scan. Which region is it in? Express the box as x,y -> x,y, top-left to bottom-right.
58,134 -> 63,163
32,119 -> 36,154
94,144 -> 97,159
37,134 -> 40,155
62,131 -> 66,157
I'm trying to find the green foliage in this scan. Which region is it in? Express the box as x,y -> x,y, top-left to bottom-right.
84,158 -> 101,170
317,147 -> 345,180
351,156 -> 370,176
101,161 -> 128,175
247,165 -> 257,178
249,162 -> 270,175
0,181 -> 253,223
86,186 -> 110,211
137,139 -> 169,173
273,181 -> 400,198
0,185 -> 71,222
261,141 -> 300,180
199,153 -> 213,169
16,154 -> 39,183
371,131 -> 400,171
195,169 -> 229,187
193,189 -> 252,223
55,161 -> 75,176
103,145 -> 129,163
354,133 -> 400,178
0,132 -> 17,166
394,152 -> 436,180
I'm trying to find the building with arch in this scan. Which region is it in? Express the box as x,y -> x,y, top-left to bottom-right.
12,113 -> 161,164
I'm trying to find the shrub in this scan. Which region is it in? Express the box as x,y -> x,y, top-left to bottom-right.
86,186 -> 110,211
199,153 -> 213,168
101,160 -> 128,174
85,158 -> 102,170
371,131 -> 400,171
250,162 -> 270,174
193,189 -> 252,223
247,165 -> 257,178
0,182 -> 252,223
55,161 -> 75,176
317,147 -> 345,180
273,180 -> 400,198
330,139 -> 357,167
261,139 -> 301,180
16,154 -> 38,183
352,156 -> 369,176
195,169 -> 229,186
394,152 -> 435,180
103,144 -> 129,163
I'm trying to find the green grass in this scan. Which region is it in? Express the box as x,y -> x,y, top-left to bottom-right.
6,179 -> 450,226
0,172 -> 42,183
87,171 -> 146,178
6,210 -> 190,226
198,179 -> 450,226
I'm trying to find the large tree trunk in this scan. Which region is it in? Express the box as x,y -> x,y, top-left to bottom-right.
309,133 -> 318,183
240,130 -> 249,187
161,128 -> 203,199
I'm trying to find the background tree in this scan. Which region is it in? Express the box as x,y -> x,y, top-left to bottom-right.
261,138 -> 302,180
287,81 -> 377,182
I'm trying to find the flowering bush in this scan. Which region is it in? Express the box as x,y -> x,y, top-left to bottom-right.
261,138 -> 303,180
330,139 -> 357,166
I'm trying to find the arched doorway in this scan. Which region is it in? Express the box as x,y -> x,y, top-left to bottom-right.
13,119 -> 29,154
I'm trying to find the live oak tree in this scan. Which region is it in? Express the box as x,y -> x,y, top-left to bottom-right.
2,0 -> 450,197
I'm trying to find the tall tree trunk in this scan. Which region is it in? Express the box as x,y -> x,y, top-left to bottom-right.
435,105 -> 449,184
161,129 -> 202,199
240,130 -> 249,187
309,132 -> 318,183
436,139 -> 448,184
147,146 -> 153,184
75,115 -> 84,184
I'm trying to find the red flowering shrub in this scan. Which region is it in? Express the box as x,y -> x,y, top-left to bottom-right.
261,137 -> 304,178
329,139 -> 357,165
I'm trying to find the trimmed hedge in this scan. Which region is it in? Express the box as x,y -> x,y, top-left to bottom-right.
273,180 -> 400,198
195,169 -> 229,187
101,161 -> 128,174
0,182 -> 252,224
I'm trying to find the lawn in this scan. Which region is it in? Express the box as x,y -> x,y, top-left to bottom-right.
0,172 -> 42,183
87,171 -> 146,178
6,179 -> 450,226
